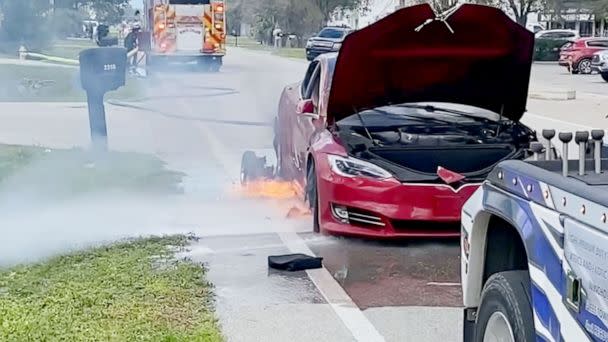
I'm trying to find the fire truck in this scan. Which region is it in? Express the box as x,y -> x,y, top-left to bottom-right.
142,0 -> 226,71
461,127 -> 608,341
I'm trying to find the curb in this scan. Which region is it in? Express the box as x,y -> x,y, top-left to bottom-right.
529,89 -> 576,101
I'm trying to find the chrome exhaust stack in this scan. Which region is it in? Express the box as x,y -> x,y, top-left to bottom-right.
591,130 -> 605,174
559,132 -> 573,177
575,131 -> 589,176
542,129 -> 556,160
530,142 -> 544,161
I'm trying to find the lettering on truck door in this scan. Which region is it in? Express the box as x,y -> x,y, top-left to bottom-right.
564,216 -> 608,341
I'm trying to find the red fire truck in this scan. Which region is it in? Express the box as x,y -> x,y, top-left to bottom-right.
142,0 -> 226,71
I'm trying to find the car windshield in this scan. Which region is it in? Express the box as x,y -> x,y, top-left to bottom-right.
318,28 -> 346,39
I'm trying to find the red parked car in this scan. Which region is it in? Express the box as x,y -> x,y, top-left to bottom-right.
559,37 -> 608,74
273,4 -> 536,238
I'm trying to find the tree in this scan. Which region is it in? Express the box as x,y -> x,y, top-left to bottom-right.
87,0 -> 129,24
311,0 -> 371,24
57,0 -> 130,24
474,0 -> 541,26
0,0 -> 52,50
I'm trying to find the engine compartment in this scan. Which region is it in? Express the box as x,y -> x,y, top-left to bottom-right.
335,109 -> 536,182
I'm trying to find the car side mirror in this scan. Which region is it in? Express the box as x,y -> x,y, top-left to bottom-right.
296,99 -> 318,119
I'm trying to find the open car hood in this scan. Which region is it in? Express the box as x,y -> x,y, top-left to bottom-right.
326,4 -> 534,124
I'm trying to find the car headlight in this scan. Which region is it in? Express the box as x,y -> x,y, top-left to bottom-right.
332,42 -> 342,50
327,155 -> 393,179
306,40 -> 313,48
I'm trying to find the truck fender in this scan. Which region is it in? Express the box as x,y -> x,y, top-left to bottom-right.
462,184 -> 532,308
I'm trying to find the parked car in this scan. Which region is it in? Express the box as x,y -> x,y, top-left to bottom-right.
534,29 -> 579,40
559,37 -> 608,74
592,50 -> 608,81
305,26 -> 351,61
273,4 -> 537,238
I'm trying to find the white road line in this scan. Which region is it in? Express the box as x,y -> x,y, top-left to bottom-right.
185,103 -> 385,342
426,282 -> 460,287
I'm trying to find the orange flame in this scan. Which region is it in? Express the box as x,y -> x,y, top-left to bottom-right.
234,180 -> 311,218
237,180 -> 303,199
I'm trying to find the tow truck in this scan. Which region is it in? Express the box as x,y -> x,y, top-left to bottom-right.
142,0 -> 226,71
461,128 -> 608,341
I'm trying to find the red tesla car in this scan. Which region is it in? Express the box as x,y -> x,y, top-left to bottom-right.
558,37 -> 608,74
273,4 -> 537,238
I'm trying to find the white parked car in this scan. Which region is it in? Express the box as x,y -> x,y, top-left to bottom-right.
534,29 -> 580,40
591,50 -> 608,81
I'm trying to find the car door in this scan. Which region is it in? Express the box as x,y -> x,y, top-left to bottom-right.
293,61 -> 325,177
277,61 -> 318,179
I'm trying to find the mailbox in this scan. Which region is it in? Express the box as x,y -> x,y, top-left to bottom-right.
79,47 -> 127,151
79,47 -> 127,93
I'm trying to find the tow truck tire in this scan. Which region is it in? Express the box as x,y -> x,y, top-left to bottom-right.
474,271 -> 534,342
602,72 -> 608,82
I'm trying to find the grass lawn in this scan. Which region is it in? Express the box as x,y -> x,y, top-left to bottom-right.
0,64 -> 142,102
0,144 -> 185,195
227,36 -> 306,59
0,235 -> 223,341
42,39 -> 96,60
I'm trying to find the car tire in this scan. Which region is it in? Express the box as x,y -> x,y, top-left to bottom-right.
577,58 -> 593,74
273,117 -> 284,179
240,151 -> 258,185
307,161 -> 320,233
474,271 -> 535,342
602,72 -> 608,82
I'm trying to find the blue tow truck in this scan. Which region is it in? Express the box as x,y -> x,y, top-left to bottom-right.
461,129 -> 608,341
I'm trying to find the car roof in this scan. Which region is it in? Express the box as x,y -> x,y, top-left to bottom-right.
577,37 -> 608,41
323,26 -> 350,29
539,29 -> 577,33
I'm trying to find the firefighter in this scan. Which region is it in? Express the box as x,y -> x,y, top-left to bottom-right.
124,23 -> 141,70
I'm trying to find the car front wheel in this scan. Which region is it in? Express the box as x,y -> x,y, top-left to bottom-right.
474,271 -> 535,342
578,58 -> 593,74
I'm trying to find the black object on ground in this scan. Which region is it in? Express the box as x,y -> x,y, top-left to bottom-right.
268,254 -> 323,271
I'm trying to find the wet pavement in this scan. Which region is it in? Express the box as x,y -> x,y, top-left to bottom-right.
185,232 -> 359,342
304,234 -> 461,309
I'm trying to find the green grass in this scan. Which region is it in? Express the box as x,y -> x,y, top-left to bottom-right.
0,145 -> 185,195
227,36 -> 306,59
0,236 -> 223,341
0,64 -> 142,102
42,39 -> 96,60
274,48 -> 306,59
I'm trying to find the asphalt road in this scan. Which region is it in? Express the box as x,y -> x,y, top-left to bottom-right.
0,52 -> 606,341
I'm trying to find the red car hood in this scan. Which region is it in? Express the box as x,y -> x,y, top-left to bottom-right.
326,4 -> 534,124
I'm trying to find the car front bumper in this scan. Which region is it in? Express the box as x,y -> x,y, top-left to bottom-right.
306,47 -> 336,60
592,60 -> 608,72
315,155 -> 479,238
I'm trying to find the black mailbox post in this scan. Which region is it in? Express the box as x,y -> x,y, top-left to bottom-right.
79,47 -> 127,150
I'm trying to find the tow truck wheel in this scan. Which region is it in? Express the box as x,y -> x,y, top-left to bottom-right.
474,271 -> 534,342
602,72 -> 608,82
